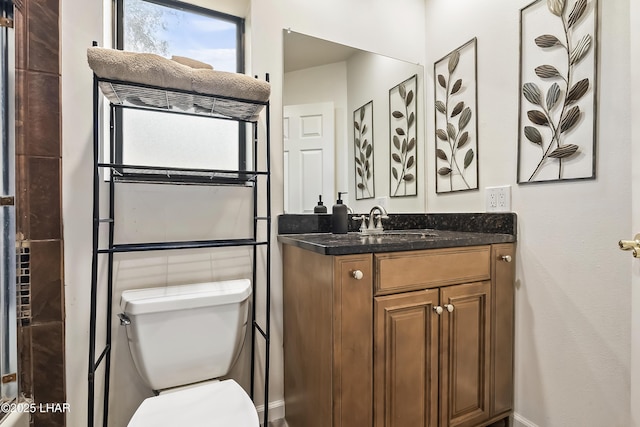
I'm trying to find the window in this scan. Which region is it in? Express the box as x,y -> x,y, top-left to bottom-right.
114,0 -> 247,181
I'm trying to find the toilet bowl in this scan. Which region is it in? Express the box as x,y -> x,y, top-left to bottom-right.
127,380 -> 258,427
120,279 -> 259,427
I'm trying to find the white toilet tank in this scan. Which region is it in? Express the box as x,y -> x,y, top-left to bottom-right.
120,279 -> 251,391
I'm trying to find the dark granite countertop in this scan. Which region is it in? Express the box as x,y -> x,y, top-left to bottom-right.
277,213 -> 517,255
277,229 -> 515,255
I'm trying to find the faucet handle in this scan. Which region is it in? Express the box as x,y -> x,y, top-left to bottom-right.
352,215 -> 367,232
372,212 -> 388,229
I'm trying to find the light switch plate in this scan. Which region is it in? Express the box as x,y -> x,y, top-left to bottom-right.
485,185 -> 511,212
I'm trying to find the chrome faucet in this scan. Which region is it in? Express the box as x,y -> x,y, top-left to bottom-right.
355,205 -> 389,234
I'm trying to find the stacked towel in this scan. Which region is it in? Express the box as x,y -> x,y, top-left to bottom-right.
171,55 -> 214,70
88,48 -> 193,92
87,47 -> 271,117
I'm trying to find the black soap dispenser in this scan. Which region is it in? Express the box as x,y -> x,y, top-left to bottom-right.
313,195 -> 328,213
331,192 -> 348,234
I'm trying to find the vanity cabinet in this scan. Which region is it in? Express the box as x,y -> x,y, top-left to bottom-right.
282,242 -> 515,427
283,245 -> 373,427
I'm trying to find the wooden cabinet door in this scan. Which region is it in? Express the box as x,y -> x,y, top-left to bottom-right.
283,245 -> 335,427
374,290 -> 440,427
491,244 -> 515,417
440,281 -> 491,427
283,247 -> 373,427
333,255 -> 373,427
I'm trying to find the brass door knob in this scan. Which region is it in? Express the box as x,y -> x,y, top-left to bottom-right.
619,234 -> 640,258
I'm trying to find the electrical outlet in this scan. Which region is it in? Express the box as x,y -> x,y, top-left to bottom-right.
374,196 -> 388,210
485,185 -> 511,212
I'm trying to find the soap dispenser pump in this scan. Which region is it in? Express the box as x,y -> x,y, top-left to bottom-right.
331,192 -> 348,234
313,195 -> 328,213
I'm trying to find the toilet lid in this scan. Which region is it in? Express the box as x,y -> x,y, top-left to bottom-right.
128,380 -> 259,427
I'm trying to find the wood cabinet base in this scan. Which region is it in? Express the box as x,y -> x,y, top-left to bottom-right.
283,243 -> 515,427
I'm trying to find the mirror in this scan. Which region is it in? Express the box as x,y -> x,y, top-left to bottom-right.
283,30 -> 425,214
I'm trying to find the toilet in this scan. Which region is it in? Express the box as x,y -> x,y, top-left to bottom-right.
119,279 -> 259,427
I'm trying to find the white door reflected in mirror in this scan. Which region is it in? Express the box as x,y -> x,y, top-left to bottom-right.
283,102 -> 335,213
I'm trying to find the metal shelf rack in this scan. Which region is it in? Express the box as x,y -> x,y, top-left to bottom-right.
87,72 -> 271,427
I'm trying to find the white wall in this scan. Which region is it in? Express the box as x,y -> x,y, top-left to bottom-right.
630,0 -> 640,425
62,1 -> 426,426
61,0 -> 105,425
283,62 -> 347,107
425,0 -> 632,426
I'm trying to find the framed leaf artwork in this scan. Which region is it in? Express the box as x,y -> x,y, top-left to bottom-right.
389,74 -> 417,197
354,101 -> 374,200
434,38 -> 479,193
517,0 -> 598,183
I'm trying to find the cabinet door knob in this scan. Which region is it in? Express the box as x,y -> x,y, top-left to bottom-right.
500,255 -> 512,263
433,306 -> 444,315
351,270 -> 364,280
444,304 -> 454,313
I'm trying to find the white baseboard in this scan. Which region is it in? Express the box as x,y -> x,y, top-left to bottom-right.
256,404 -> 534,427
256,399 -> 285,424
513,412 -> 540,427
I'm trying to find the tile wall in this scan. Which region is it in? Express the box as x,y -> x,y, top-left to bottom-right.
13,0 -> 65,425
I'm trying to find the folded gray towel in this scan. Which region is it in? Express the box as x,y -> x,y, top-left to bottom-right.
171,55 -> 213,70
87,47 -> 271,107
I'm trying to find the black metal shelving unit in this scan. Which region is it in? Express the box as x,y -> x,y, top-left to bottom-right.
88,72 -> 271,427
